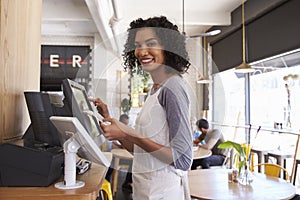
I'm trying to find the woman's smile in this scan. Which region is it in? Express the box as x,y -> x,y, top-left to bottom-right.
140,57 -> 154,65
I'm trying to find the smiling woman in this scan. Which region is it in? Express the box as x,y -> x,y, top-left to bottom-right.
94,16 -> 193,200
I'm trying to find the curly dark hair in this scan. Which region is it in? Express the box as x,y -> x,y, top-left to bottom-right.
122,16 -> 191,75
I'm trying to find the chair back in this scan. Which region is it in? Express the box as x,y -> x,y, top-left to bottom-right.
255,163 -> 289,181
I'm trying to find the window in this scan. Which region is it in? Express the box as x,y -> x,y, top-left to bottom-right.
211,49 -> 300,143
249,50 -> 300,130
212,69 -> 245,142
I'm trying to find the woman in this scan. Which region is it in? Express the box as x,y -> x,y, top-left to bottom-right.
92,16 -> 193,200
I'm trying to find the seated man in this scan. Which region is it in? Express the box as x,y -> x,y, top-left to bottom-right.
191,118 -> 228,169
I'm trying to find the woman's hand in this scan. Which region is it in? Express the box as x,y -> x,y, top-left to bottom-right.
100,118 -> 136,141
89,97 -> 110,118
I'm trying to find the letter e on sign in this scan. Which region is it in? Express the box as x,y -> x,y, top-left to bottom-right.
50,55 -> 60,67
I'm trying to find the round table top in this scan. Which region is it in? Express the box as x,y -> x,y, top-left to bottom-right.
111,148 -> 133,160
193,146 -> 212,160
188,168 -> 296,200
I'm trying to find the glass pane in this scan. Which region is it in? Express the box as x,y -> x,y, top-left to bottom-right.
212,68 -> 245,142
249,50 -> 300,130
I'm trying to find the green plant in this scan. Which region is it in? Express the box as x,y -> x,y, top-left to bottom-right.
141,72 -> 150,89
121,98 -> 131,114
218,141 -> 250,174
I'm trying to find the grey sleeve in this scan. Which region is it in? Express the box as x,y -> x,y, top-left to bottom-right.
158,81 -> 193,171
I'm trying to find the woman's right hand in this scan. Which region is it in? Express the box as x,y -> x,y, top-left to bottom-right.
89,97 -> 110,118
100,118 -> 135,141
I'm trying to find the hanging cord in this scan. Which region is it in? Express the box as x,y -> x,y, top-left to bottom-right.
242,0 -> 246,63
182,0 -> 185,35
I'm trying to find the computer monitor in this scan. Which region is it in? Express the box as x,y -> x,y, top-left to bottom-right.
24,78 -> 104,149
61,78 -> 105,147
24,91 -> 66,147
24,79 -> 105,149
50,116 -> 110,189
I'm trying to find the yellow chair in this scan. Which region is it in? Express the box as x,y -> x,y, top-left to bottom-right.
100,179 -> 113,200
254,163 -> 289,181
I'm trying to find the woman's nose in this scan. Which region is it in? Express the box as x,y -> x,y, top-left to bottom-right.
137,47 -> 149,56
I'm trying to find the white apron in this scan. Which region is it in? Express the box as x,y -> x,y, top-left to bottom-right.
132,88 -> 191,200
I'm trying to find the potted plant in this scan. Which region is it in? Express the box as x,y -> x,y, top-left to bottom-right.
141,72 -> 150,93
121,98 -> 131,114
218,141 -> 253,185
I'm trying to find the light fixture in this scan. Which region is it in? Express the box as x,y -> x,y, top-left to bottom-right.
235,0 -> 255,73
188,30 -> 221,39
196,29 -> 221,84
197,36 -> 210,84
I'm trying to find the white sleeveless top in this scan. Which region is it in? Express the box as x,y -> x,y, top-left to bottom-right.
132,78 -> 191,200
133,87 -> 170,173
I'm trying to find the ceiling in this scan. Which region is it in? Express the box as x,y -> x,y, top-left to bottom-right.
42,0 -> 243,40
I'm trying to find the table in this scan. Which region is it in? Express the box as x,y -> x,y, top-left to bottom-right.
111,148 -> 133,196
251,145 -> 294,178
193,146 -> 212,160
188,168 -> 296,200
0,153 -> 112,200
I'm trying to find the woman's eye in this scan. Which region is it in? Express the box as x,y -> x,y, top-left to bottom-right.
134,44 -> 141,49
147,42 -> 157,47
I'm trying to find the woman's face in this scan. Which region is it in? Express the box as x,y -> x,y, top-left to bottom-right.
134,28 -> 165,73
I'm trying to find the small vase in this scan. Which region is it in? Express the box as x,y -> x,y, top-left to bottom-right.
238,162 -> 253,185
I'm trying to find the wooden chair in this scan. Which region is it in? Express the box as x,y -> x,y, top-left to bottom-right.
253,163 -> 289,181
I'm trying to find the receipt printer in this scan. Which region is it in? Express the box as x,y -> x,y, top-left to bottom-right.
0,141 -> 64,186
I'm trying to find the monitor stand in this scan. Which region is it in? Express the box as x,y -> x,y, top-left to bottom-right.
50,116 -> 110,190
55,137 -> 85,189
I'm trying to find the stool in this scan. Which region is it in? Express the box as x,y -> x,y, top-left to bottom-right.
100,179 -> 113,200
111,148 -> 133,197
266,150 -> 294,179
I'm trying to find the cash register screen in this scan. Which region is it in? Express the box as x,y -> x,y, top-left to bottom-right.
62,79 -> 104,147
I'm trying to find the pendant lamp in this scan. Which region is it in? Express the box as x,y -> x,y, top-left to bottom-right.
197,36 -> 210,84
235,0 -> 254,73
197,29 -> 221,84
